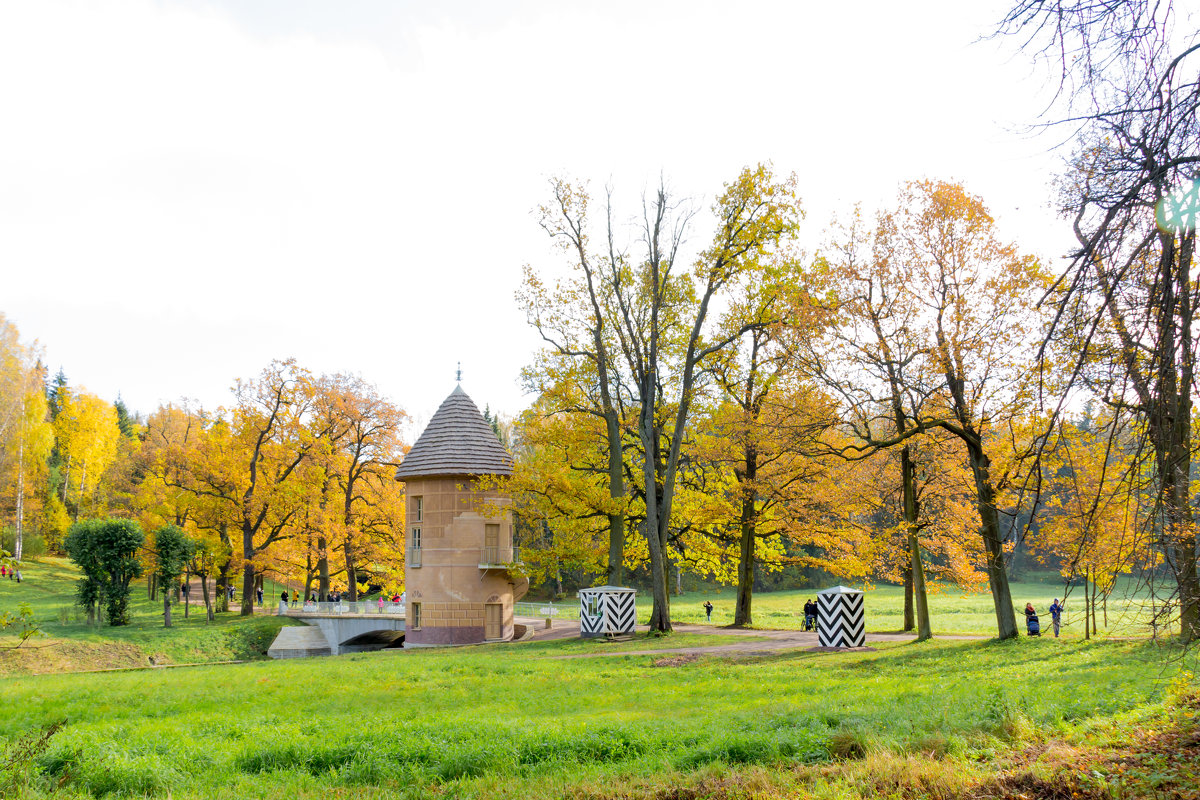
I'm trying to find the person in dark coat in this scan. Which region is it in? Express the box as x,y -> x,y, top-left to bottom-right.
1025,602 -> 1041,636
703,600 -> 713,622
1048,598 -> 1064,637
804,600 -> 817,631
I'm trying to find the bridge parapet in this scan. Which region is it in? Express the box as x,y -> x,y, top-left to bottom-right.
282,602 -> 405,617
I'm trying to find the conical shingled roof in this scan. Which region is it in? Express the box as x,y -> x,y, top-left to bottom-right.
394,386 -> 514,480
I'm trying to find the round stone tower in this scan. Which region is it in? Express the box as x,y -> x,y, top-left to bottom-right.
395,386 -> 527,646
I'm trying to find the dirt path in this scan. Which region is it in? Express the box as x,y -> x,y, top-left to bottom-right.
517,618 -> 985,659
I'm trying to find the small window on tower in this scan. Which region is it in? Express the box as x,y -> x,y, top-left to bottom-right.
414,496 -> 423,522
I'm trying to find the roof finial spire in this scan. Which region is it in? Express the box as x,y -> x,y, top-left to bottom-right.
456,361 -> 462,383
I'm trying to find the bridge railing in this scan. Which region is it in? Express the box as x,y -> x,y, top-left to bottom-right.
513,601 -> 579,620
284,602 -> 405,616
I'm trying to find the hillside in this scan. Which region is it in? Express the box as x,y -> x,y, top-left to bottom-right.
0,558 -> 294,674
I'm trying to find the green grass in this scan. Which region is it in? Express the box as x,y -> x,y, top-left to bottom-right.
0,635 -> 1189,799
660,574 -> 1161,636
0,558 -> 293,673
1,559 -> 1194,798
512,631 -> 770,655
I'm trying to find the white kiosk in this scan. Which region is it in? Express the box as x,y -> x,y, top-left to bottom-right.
816,585 -> 866,648
578,585 -> 637,638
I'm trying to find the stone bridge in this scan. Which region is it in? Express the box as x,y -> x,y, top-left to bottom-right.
268,604 -> 406,658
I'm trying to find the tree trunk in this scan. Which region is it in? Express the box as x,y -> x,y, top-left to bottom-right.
240,506 -> 258,614
640,394 -> 672,632
318,534 -> 329,601
734,491 -> 756,627
216,523 -> 232,613
604,407 -> 625,586
964,442 -> 1018,639
241,559 -> 255,616
903,565 -> 914,632
901,446 -> 932,641
184,571 -> 190,619
1084,568 -> 1091,641
14,418 -> 24,562
163,589 -> 172,628
200,574 -> 213,622
344,537 -> 358,601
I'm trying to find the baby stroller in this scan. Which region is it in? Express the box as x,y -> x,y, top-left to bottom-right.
1025,610 -> 1041,636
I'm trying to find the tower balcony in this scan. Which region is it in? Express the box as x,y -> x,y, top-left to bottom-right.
479,546 -> 521,569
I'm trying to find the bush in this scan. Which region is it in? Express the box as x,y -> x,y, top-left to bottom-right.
0,528 -> 46,561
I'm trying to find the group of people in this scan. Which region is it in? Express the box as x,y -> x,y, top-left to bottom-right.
802,599 -> 819,630
0,565 -> 21,583
1024,599 -> 1065,637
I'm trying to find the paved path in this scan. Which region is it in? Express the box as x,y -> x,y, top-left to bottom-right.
517,618 -> 984,659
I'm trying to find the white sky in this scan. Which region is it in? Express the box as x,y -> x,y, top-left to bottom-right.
0,0 -> 1078,436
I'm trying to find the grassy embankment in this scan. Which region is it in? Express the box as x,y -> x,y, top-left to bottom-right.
0,558 -> 294,674
0,633 -> 1196,799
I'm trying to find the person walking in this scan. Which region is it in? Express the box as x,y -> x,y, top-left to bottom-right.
13,569 -> 20,584
279,591 -> 289,615
256,586 -> 264,606
1025,602 -> 1041,636
1048,598 -> 1064,638
703,600 -> 713,622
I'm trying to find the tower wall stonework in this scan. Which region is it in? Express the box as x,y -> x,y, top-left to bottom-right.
402,475 -> 519,646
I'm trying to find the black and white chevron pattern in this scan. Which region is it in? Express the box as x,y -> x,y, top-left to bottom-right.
579,589 -> 637,637
580,604 -> 603,636
604,591 -> 636,634
817,591 -> 865,647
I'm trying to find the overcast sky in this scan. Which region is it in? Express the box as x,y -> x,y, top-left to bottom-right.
0,0 -> 1081,436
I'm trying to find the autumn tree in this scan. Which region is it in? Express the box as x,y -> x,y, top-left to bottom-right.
521,179 -> 634,585
53,387 -> 121,522
505,397 -> 624,594
309,373 -> 407,601
902,180 -> 1051,640
695,257 -> 842,626
998,1 -> 1200,640
610,165 -> 803,632
803,208 -> 939,640
0,316 -> 53,562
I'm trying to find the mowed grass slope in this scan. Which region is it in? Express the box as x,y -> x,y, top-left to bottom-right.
0,558 -> 294,673
0,633 -> 1192,799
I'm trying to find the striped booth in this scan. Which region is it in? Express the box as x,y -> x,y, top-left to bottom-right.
817,585 -> 865,648
578,585 -> 637,638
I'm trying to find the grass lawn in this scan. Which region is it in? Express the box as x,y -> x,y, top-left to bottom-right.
2,559 -> 1197,798
0,634 -> 1195,799
0,558 -> 293,674
661,574 -> 1164,637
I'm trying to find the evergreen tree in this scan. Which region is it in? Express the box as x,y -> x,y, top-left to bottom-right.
114,395 -> 136,438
